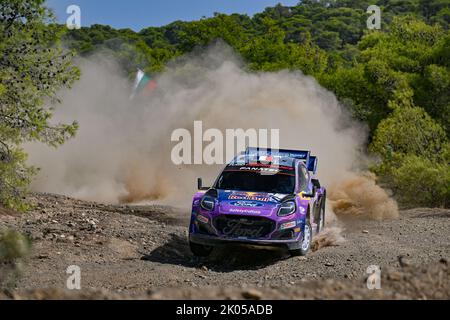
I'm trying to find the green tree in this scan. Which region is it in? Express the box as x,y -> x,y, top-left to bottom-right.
323,16 -> 449,135
391,155 -> 450,207
370,103 -> 448,164
0,0 -> 79,209
240,18 -> 328,76
370,100 -> 450,206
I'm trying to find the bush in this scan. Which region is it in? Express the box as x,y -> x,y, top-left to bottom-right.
0,230 -> 30,262
370,106 -> 448,163
391,156 -> 450,208
370,104 -> 450,208
0,230 -> 30,288
0,143 -> 36,211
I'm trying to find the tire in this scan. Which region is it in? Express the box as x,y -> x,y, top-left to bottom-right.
189,241 -> 213,257
289,219 -> 312,256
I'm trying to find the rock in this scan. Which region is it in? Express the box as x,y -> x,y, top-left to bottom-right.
30,231 -> 44,240
242,289 -> 263,300
148,292 -> 164,300
387,271 -> 403,281
398,255 -> 412,267
87,220 -> 97,230
325,262 -> 335,267
362,230 -> 369,234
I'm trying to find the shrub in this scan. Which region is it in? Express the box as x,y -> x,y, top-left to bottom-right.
0,230 -> 30,262
392,156 -> 450,208
370,106 -> 448,163
370,104 -> 450,208
0,230 -> 30,288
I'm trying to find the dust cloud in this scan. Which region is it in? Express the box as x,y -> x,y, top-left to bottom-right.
26,42 -> 398,220
312,227 -> 345,252
328,173 -> 399,220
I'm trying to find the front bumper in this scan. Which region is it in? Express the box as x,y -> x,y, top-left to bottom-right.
189,232 -> 303,250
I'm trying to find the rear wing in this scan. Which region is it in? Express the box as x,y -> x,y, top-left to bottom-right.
244,147 -> 318,173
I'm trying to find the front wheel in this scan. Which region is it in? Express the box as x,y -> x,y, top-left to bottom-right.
289,220 -> 312,256
189,241 -> 213,257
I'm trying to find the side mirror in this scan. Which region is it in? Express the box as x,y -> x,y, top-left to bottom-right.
312,179 -> 321,189
197,178 -> 210,191
302,179 -> 320,198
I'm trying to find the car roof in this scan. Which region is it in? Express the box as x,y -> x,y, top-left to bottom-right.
228,154 -> 301,168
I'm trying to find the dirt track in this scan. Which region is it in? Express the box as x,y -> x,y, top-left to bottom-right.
1,193 -> 449,299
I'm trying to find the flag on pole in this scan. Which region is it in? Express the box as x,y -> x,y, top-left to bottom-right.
130,69 -> 157,99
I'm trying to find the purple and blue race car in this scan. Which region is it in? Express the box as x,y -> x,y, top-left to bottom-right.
189,148 -> 326,257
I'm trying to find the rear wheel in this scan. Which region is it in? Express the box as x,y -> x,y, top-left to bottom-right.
289,219 -> 312,256
189,241 -> 213,257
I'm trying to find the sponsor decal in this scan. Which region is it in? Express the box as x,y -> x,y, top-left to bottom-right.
280,221 -> 297,230
229,208 -> 261,214
197,215 -> 209,224
259,155 -> 274,162
228,194 -> 271,202
230,201 -> 263,208
238,166 -> 280,173
246,163 -> 294,171
223,164 -> 294,176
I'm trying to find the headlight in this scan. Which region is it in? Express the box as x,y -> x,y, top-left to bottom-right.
200,196 -> 215,211
278,201 -> 296,216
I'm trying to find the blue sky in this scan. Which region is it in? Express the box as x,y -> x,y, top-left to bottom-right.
46,0 -> 300,31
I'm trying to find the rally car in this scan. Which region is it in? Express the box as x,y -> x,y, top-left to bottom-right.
189,148 -> 326,257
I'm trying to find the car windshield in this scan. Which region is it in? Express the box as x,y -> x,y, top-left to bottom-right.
215,170 -> 295,194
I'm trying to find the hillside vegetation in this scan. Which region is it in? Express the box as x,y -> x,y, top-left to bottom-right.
0,0 -> 449,209
64,0 -> 450,208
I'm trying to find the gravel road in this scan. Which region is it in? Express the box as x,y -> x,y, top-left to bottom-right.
1,193 -> 449,299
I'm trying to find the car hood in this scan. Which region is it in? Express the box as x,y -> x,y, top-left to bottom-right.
216,190 -> 287,216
